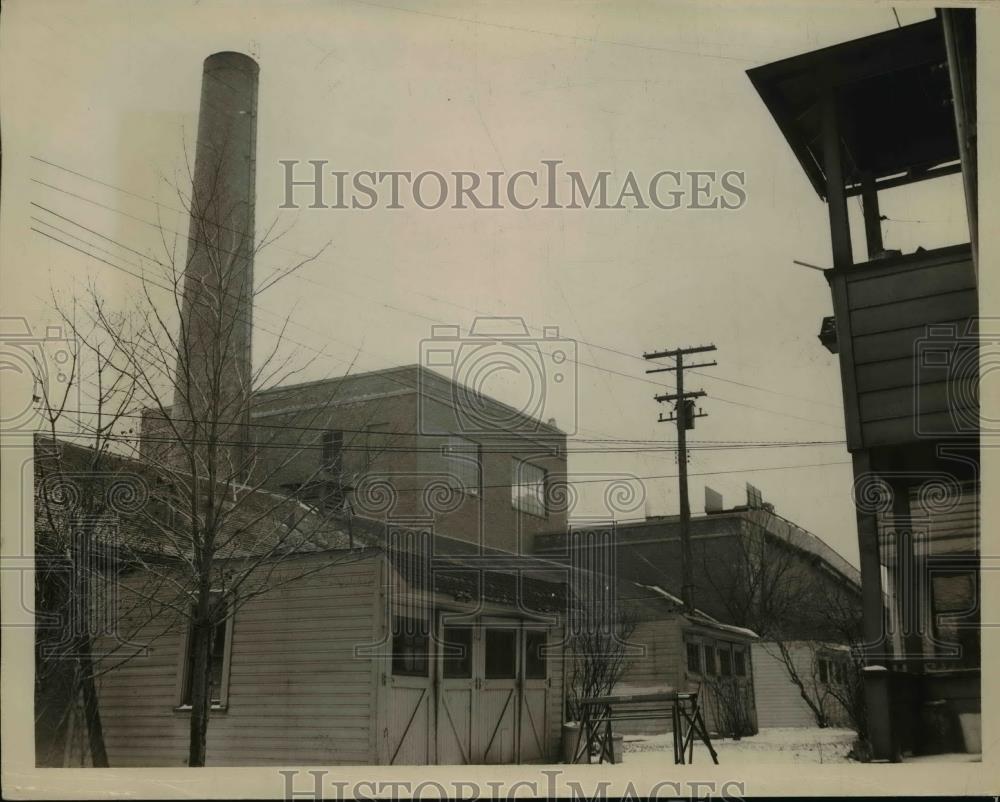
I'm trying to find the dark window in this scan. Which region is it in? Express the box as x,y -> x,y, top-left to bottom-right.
524,630 -> 547,679
442,625 -> 473,679
392,617 -> 429,677
818,658 -> 829,684
686,642 -> 701,673
703,645 -> 716,675
484,628 -> 517,679
719,648 -> 732,677
734,649 -> 746,677
181,594 -> 229,706
931,568 -> 980,668
321,430 -> 343,475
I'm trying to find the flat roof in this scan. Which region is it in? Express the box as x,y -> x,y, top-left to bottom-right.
747,17 -> 958,199
253,363 -> 567,437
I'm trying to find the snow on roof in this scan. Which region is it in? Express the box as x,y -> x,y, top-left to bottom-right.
635,583 -> 760,641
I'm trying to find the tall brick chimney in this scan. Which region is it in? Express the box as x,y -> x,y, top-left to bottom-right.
172,52 -> 259,479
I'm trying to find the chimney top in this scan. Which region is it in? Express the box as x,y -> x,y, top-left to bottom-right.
204,51 -> 259,74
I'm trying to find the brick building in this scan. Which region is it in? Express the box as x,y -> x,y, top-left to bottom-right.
245,364 -> 568,556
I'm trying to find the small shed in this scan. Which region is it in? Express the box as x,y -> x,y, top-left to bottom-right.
613,582 -> 759,738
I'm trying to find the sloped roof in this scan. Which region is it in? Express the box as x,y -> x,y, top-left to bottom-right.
629,582 -> 759,641
33,436 -> 371,563
387,547 -> 568,613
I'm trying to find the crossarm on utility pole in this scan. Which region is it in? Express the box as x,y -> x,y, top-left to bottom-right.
642,344 -> 717,613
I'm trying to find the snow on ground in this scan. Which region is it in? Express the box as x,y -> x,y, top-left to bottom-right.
623,727 -> 857,765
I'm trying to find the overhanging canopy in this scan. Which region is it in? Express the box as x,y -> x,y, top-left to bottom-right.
747,17 -> 959,199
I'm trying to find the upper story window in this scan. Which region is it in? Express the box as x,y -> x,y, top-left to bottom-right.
321,430 -> 344,476
445,435 -> 481,496
512,459 -> 547,518
365,423 -> 390,470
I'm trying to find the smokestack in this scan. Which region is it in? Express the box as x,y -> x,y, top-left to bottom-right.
173,52 -> 259,479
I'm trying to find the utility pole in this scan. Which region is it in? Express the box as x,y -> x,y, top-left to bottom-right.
643,344 -> 717,612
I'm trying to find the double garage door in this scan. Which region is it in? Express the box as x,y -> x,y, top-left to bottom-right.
387,614 -> 551,765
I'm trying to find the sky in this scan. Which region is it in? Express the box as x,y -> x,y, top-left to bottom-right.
1,0 -> 973,567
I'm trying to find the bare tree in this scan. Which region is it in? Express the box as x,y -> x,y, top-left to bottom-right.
566,601 -> 639,723
32,310 -> 175,768
30,145 -> 407,767
698,510 -> 864,734
810,578 -> 868,742
706,675 -> 756,740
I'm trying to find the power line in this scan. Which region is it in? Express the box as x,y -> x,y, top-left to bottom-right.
32,200 -> 845,432
30,156 -> 844,413
40,429 -> 853,487
341,0 -> 761,64
29,188 -> 692,397
36,404 -> 844,450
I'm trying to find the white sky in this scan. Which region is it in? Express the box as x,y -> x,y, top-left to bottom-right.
1,1 -> 975,567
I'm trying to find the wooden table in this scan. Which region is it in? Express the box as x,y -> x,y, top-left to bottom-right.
571,689 -> 719,765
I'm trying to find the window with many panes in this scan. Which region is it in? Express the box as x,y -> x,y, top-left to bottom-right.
512,459 -> 547,517
445,435 -> 481,496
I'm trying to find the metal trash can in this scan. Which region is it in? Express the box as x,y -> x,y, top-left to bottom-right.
562,723 -> 585,763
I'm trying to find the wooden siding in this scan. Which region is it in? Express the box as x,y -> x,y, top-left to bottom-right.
614,619 -> 684,735
614,618 -> 757,737
827,244 -> 976,451
545,624 -> 566,761
751,645 -> 817,728
94,554 -> 381,766
751,643 -> 850,729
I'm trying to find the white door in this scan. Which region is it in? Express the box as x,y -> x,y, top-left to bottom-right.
395,613 -> 548,764
387,616 -> 433,765
518,626 -> 550,762
435,619 -> 476,764
477,618 -> 520,764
